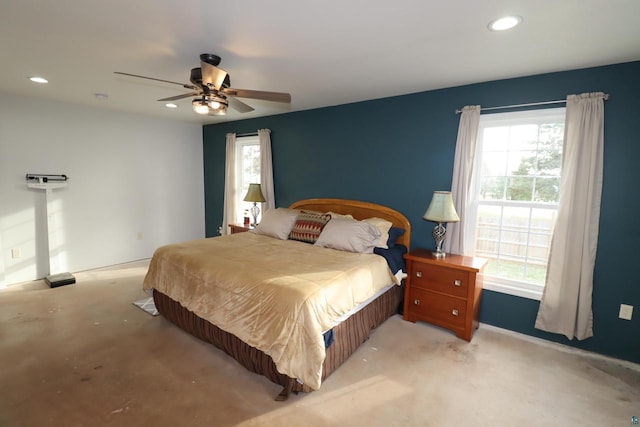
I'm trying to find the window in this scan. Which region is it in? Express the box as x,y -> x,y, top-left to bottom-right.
234,135 -> 261,222
467,108 -> 566,299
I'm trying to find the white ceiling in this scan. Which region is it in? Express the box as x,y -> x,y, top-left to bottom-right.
2,1 -> 639,125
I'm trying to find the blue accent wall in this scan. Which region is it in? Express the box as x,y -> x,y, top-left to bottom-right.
203,61 -> 640,364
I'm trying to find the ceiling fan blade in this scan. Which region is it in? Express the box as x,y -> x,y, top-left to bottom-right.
227,96 -> 255,113
223,88 -> 291,103
200,61 -> 228,90
114,72 -> 198,90
157,92 -> 200,102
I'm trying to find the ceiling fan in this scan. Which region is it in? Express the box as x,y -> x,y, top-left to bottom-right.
115,53 -> 291,116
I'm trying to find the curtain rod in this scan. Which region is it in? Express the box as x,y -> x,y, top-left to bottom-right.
236,132 -> 258,137
455,94 -> 609,114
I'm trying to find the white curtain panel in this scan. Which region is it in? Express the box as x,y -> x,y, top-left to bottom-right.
447,105 -> 481,255
535,92 -> 606,340
258,129 -> 276,212
221,133 -> 237,236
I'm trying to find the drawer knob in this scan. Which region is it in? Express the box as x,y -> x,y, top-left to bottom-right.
416,271 -> 422,278
454,279 -> 462,287
452,309 -> 459,316
414,299 -> 421,305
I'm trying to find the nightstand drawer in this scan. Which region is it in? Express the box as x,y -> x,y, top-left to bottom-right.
410,263 -> 469,298
408,287 -> 466,329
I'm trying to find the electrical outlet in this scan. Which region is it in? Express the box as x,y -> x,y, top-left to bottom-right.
11,248 -> 21,259
619,304 -> 633,321
137,232 -> 143,240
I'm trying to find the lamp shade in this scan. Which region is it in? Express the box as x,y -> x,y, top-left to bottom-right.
423,191 -> 460,223
243,183 -> 266,203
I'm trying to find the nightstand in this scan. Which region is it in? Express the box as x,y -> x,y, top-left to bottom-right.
229,224 -> 252,234
403,248 -> 487,341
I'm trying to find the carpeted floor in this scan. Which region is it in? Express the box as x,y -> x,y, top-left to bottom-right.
1,260 -> 639,427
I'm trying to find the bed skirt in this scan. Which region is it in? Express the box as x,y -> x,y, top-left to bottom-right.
153,284 -> 403,399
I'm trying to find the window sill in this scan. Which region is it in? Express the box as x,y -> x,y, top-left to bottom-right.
482,277 -> 543,301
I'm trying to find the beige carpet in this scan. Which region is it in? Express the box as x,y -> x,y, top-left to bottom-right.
1,261 -> 639,427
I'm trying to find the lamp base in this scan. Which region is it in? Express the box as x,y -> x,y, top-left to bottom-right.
250,203 -> 260,227
431,222 -> 447,259
432,250 -> 446,259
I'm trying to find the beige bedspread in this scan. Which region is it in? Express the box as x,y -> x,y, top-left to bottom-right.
142,232 -> 398,390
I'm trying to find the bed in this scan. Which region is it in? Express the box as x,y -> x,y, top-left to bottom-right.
143,198 -> 411,400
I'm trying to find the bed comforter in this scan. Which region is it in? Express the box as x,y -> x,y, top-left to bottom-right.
142,231 -> 398,390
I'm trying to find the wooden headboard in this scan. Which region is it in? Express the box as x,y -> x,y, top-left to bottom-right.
289,198 -> 411,249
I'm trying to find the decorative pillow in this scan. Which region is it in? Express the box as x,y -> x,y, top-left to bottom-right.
363,217 -> 393,249
288,211 -> 331,244
314,217 -> 381,254
250,208 -> 299,240
326,211 -> 354,220
387,227 -> 406,248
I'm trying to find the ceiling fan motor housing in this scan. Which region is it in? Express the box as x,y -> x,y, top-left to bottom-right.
200,53 -> 221,66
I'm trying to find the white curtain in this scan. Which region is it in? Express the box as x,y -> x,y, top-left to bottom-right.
221,133 -> 237,236
258,129 -> 275,212
447,105 -> 481,255
535,92 -> 606,340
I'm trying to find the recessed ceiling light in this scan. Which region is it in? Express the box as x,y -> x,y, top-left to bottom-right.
488,15 -> 522,31
29,76 -> 48,84
165,103 -> 178,109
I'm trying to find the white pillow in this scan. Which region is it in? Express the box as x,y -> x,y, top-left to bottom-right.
314,217 -> 381,253
250,208 -> 299,240
362,217 -> 393,249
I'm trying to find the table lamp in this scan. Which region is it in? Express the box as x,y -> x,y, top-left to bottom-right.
423,191 -> 460,258
243,183 -> 266,226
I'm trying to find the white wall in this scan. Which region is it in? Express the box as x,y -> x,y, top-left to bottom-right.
0,93 -> 205,287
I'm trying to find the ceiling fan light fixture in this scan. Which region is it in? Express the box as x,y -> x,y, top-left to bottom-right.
207,103 -> 227,116
192,98 -> 211,115
192,96 -> 228,116
208,96 -> 228,113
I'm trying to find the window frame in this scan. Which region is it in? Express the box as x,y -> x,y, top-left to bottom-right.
233,135 -> 261,223
466,107 -> 566,300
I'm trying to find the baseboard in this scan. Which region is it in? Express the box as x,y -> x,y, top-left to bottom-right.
73,258 -> 151,274
480,322 -> 640,372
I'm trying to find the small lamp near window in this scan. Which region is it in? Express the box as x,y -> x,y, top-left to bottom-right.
243,183 -> 266,227
423,191 -> 460,259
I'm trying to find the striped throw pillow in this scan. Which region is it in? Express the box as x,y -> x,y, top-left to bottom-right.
288,211 -> 331,244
